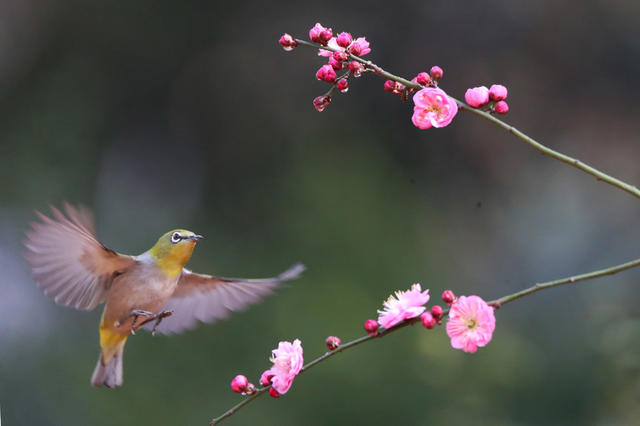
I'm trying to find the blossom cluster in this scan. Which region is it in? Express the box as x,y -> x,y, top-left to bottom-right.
363,284 -> 496,353
280,23 -> 371,112
465,84 -> 509,114
382,65 -> 459,130
231,339 -> 304,398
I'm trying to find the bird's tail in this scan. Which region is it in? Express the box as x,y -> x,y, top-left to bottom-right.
91,337 -> 126,388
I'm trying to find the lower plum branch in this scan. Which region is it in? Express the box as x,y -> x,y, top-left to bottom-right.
209,256 -> 640,425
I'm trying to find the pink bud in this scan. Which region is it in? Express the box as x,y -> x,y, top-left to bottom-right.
245,383 -> 256,394
431,305 -> 443,321
231,375 -> 249,393
312,95 -> 331,112
383,80 -> 396,93
319,28 -> 333,45
325,335 -> 342,350
269,388 -> 281,398
316,64 -> 337,83
489,84 -> 508,101
336,32 -> 353,48
416,72 -> 431,86
348,61 -> 362,77
364,319 -> 379,336
333,50 -> 348,62
421,312 -> 436,329
260,370 -> 274,387
328,56 -> 343,71
309,23 -> 326,44
336,78 -> 349,93
464,86 -> 490,108
278,33 -> 297,51
442,290 -> 456,305
494,100 -> 509,114
429,66 -> 443,80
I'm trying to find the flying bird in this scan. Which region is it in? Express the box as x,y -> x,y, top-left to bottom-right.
24,203 -> 305,388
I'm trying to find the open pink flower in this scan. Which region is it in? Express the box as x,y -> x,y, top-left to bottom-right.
412,87 -> 458,129
377,283 -> 430,328
263,339 -> 304,395
446,295 -> 496,353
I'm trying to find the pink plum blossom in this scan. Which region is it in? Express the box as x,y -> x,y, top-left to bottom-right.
263,339 -> 304,395
319,36 -> 371,58
465,86 -> 490,108
421,311 -> 436,329
446,295 -> 496,353
349,37 -> 371,56
278,33 -> 297,51
377,283 -> 430,329
412,87 -> 458,129
489,84 -> 508,101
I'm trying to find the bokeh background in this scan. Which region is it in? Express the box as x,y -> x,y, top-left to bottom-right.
1,1 -> 639,425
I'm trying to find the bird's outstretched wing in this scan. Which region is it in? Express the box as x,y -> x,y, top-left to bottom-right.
24,203 -> 136,310
150,263 -> 306,334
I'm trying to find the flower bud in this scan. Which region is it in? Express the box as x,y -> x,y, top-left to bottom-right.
489,84 -> 508,101
325,335 -> 342,350
333,50 -> 348,62
312,95 -> 331,112
319,28 -> 333,45
416,72 -> 431,86
431,305 -> 443,321
231,375 -> 249,393
316,64 -> 337,83
278,33 -> 297,51
442,290 -> 456,305
494,100 -> 509,114
429,66 -> 443,80
348,61 -> 363,77
383,80 -> 396,93
364,319 -> 379,336
260,370 -> 274,387
336,32 -> 353,48
336,78 -> 349,93
328,56 -> 343,71
421,312 -> 436,329
245,383 -> 256,395
465,86 -> 490,108
309,23 -> 326,44
269,388 -> 281,398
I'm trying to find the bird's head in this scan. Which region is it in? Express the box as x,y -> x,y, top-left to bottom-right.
148,229 -> 204,277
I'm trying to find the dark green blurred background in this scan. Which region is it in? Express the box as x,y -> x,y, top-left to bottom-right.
1,1 -> 639,425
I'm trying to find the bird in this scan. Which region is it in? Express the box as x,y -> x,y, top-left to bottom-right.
24,203 -> 305,388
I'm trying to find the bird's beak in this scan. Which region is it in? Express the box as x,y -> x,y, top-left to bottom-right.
188,234 -> 204,241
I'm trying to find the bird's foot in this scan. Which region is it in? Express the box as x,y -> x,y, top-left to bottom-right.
145,310 -> 174,336
115,309 -> 154,335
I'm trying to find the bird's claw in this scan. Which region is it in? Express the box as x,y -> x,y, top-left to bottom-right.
115,309 -> 154,335
149,310 -> 174,336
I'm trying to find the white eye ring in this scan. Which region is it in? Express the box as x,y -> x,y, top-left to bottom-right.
171,232 -> 182,243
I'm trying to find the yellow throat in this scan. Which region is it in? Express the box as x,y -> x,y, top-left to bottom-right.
148,229 -> 203,277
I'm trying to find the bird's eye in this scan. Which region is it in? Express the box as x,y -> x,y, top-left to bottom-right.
171,232 -> 182,243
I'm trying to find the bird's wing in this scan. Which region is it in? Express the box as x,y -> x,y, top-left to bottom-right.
149,263 -> 306,334
24,203 -> 136,311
